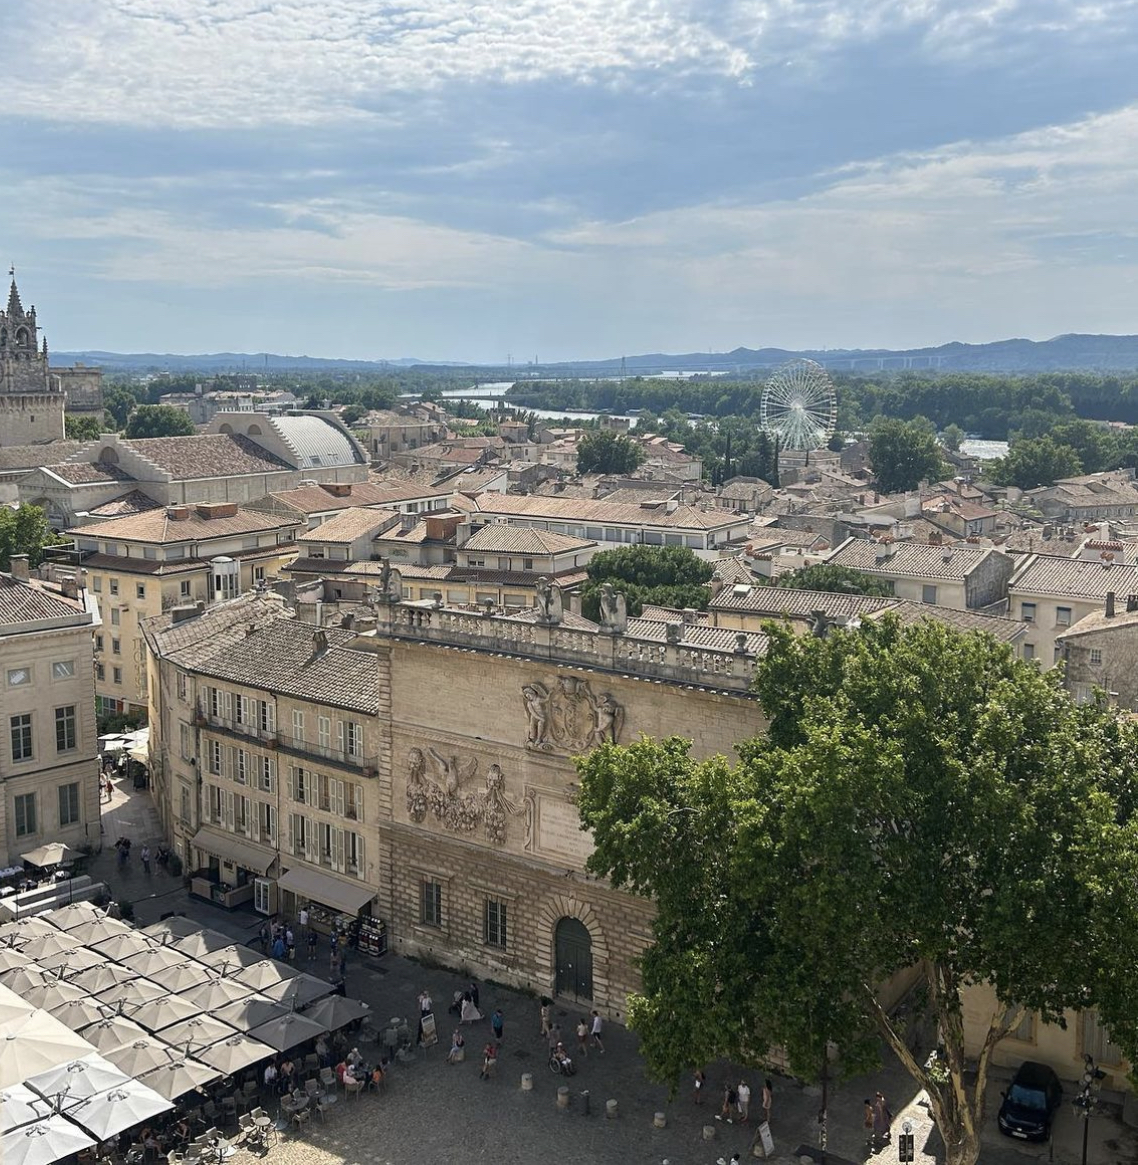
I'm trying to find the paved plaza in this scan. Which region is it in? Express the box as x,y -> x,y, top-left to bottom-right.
85,778 -> 1136,1165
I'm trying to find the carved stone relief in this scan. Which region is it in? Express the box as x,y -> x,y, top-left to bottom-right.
406,747 -> 522,845
522,675 -> 625,753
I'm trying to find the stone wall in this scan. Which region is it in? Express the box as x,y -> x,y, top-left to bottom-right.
0,393 -> 65,446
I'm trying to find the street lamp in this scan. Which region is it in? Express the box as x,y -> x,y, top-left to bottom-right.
1073,1053 -> 1106,1165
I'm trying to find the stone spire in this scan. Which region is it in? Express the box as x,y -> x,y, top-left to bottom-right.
6,268 -> 24,319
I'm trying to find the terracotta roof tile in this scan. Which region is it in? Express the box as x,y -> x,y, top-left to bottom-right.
125,434 -> 292,479
67,507 -> 299,544
0,575 -> 87,626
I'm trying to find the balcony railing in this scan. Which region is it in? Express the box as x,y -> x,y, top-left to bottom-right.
276,733 -> 378,777
196,708 -> 279,746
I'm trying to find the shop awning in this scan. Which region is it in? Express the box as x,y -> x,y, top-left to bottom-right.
276,866 -> 374,915
190,829 -> 276,875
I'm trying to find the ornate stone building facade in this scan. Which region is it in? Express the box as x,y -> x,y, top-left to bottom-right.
0,274 -> 65,446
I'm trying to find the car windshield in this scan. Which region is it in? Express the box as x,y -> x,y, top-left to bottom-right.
1008,1084 -> 1046,1110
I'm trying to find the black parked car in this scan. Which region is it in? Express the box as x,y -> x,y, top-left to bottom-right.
998,1061 -> 1063,1141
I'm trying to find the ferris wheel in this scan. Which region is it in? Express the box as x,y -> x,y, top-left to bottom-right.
760,359 -> 838,450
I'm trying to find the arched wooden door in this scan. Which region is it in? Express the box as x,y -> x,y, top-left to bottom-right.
554,916 -> 593,1001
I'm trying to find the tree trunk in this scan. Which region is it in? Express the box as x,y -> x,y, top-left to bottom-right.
942,1131 -> 982,1165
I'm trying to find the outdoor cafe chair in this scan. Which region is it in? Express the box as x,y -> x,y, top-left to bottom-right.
221,1096 -> 239,1124
319,1066 -> 335,1090
292,1107 -> 312,1133
303,1053 -> 320,1075
304,1078 -> 321,1099
343,1078 -> 364,1101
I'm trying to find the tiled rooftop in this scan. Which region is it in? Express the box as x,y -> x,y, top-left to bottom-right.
67,507 -> 299,544
460,525 -> 595,555
828,538 -> 1000,581
472,493 -> 743,530
710,585 -> 895,619
0,441 -> 84,472
47,461 -> 134,484
86,490 -> 164,518
0,575 -> 86,626
297,507 -> 400,545
126,434 -> 292,479
1009,554 -> 1138,599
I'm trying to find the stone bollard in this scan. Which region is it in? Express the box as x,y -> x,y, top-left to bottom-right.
653,1112 -> 667,1128
702,1125 -> 717,1141
520,1073 -> 533,1091
605,1099 -> 619,1120
557,1086 -> 570,1110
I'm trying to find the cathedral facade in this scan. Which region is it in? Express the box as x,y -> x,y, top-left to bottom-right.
0,274 -> 66,445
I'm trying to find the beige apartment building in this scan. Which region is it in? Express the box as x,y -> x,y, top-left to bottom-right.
0,562 -> 100,866
144,596 -> 383,920
68,503 -> 303,718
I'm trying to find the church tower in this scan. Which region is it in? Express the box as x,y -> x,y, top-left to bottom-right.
0,270 -> 65,445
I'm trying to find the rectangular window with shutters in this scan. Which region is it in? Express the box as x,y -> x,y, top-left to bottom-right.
208,740 -> 222,775
210,687 -> 220,717
260,701 -> 275,734
346,831 -> 362,875
112,667 -> 123,685
421,880 -> 443,927
1056,606 -> 1072,627
110,609 -> 120,627
234,695 -> 247,725
484,899 -> 507,947
292,709 -> 305,742
343,721 -> 362,757
1021,602 -> 1036,623
95,663 -> 105,682
55,705 -> 77,753
319,822 -> 333,866
206,785 -> 222,823
112,637 -> 121,654
259,755 -> 274,793
58,783 -> 80,827
10,714 -> 32,762
318,716 -> 331,751
180,724 -> 191,760
14,793 -> 36,837
260,802 -> 276,843
1011,1011 -> 1036,1042
289,813 -> 309,856
291,767 -> 310,806
1084,1010 -> 1124,1067
234,794 -> 248,835
180,784 -> 191,824
180,579 -> 192,598
346,783 -> 361,821
95,634 -> 104,653
177,672 -> 187,701
236,749 -> 248,785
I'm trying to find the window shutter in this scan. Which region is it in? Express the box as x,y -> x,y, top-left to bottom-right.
224,790 -> 234,829
355,836 -> 364,876
286,767 -> 295,802
331,827 -> 344,872
288,813 -> 297,855
250,806 -> 259,841
332,778 -> 345,817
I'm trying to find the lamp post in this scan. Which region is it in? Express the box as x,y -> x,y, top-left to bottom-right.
1074,1053 -> 1105,1165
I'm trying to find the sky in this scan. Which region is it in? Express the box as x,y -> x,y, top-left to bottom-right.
6,0 -> 1138,363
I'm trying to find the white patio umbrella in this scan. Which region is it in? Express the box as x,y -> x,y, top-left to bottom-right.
159,1015 -> 238,1055
137,1058 -> 221,1101
66,1079 -> 171,1142
1,1115 -> 94,1165
196,1033 -> 274,1076
36,947 -> 105,977
171,929 -> 236,959
94,978 -> 165,1010
103,1038 -> 182,1078
26,1053 -> 131,1104
0,949 -> 31,973
49,997 -> 113,1033
119,946 -> 190,978
0,1086 -> 49,1135
45,902 -> 105,931
16,933 -> 81,961
260,972 -> 333,1009
198,944 -> 264,972
132,995 -> 202,1034
23,982 -> 86,1012
79,1016 -> 148,1053
235,959 -> 296,991
140,917 -> 200,943
98,733 -> 132,750
0,918 -> 60,945
0,1014 -> 99,1089
0,967 -> 51,996
90,931 -> 155,961
302,994 -> 372,1031
247,1011 -> 327,1052
0,984 -> 33,1027
146,961 -> 209,995
19,843 -> 75,870
209,995 -> 286,1033
67,964 -> 139,995
178,978 -> 253,1011
67,917 -> 133,946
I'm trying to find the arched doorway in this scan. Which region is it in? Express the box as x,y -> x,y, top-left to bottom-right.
554,917 -> 593,1001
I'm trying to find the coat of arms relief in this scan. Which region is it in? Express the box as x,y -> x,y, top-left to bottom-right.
522,676 -> 625,753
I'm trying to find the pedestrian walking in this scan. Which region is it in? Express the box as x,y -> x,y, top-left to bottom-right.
298,906 -> 309,931
140,845 -> 151,875
306,929 -> 317,961
872,1091 -> 892,1145
285,927 -> 295,962
479,1041 -> 498,1080
863,1098 -> 875,1150
447,1030 -> 465,1064
762,1078 -> 773,1125
737,1079 -> 751,1124
694,1069 -> 706,1104
716,1082 -> 738,1123
589,1009 -> 605,1053
418,990 -> 433,1016
259,922 -> 271,955
539,999 -> 552,1039
272,935 -> 287,961
547,1022 -> 562,1056
576,1018 -> 589,1058
491,1008 -> 504,1042
469,980 -> 480,1010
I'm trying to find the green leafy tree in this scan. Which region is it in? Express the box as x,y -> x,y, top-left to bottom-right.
1046,419 -> 1119,474
64,415 -> 104,441
102,385 -> 139,430
869,417 -> 947,493
0,505 -> 67,570
579,545 -> 713,620
340,404 -> 368,427
576,618 -> 1138,1165
576,430 -> 647,476
775,563 -> 893,596
940,423 -> 965,452
993,435 -> 1082,490
122,405 -> 197,439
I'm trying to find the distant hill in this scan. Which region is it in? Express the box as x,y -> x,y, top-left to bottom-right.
54,333 -> 1138,375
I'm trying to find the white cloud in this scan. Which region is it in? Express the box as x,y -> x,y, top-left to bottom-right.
8,0 -> 1127,129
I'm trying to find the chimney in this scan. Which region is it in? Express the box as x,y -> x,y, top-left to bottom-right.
1106,591 -> 1116,618
681,608 -> 698,624
167,506 -> 190,521
1127,594 -> 1138,614
170,601 -> 205,624
9,555 -> 29,582
312,628 -> 328,654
